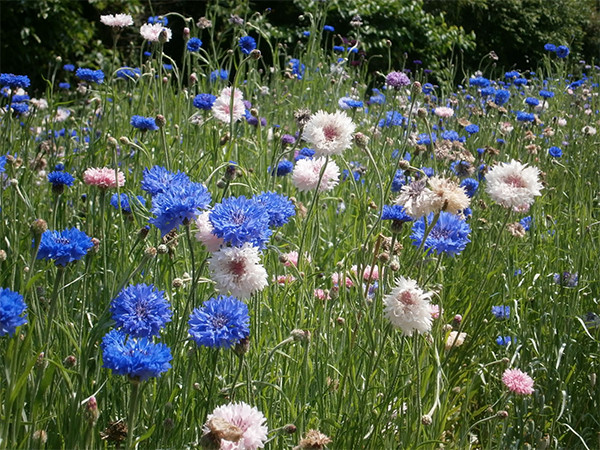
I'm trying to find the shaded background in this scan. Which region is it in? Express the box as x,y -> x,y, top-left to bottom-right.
1,0 -> 599,92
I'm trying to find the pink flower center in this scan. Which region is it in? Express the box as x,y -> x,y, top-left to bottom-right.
322,125 -> 339,141
228,258 -> 246,277
503,175 -> 527,188
399,290 -> 415,305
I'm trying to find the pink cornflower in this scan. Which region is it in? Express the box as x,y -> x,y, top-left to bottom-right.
314,289 -> 330,300
275,275 -> 296,285
502,368 -> 534,395
291,156 -> 340,192
194,211 -> 224,252
212,87 -> 245,123
203,401 -> 268,450
140,23 -> 172,42
83,167 -> 125,189
485,159 -> 542,210
332,272 -> 354,288
100,13 -> 133,28
434,106 -> 454,119
384,276 -> 433,336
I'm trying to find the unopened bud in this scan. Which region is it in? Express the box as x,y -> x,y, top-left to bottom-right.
412,81 -> 422,94
496,410 -> 509,419
31,219 -> 48,237
421,414 -> 432,425
107,136 -> 118,147
183,27 -> 190,38
234,336 -> 250,356
91,238 -> 100,253
145,246 -> 157,258
354,132 -> 369,148
85,396 -> 100,426
155,114 -> 166,128
63,355 -> 77,367
0,250 -> 6,262
283,424 -> 297,434
157,244 -> 168,254
190,73 -> 198,85
119,136 -> 131,145
290,329 -> 311,343
250,49 -> 262,60
32,430 -> 48,444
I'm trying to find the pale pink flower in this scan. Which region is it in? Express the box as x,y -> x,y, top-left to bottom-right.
274,275 -> 296,285
208,243 -> 268,299
203,401 -> 268,450
502,368 -> 534,395
314,289 -> 330,300
100,14 -> 133,28
301,110 -> 356,156
445,331 -> 467,350
195,211 -> 224,252
83,167 -> 125,189
332,272 -> 354,288
429,304 -> 441,319
395,179 -> 437,219
212,87 -> 245,123
383,276 -> 433,335
485,159 -> 543,210
282,251 -> 299,267
291,156 -> 340,192
434,106 -> 454,118
140,23 -> 172,42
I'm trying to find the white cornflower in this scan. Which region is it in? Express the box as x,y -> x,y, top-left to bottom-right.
291,156 -> 340,192
383,276 -> 433,336
100,14 -> 133,28
302,110 -> 356,156
433,106 -> 454,118
212,87 -> 245,124
427,176 -> 471,215
208,243 -> 268,299
140,23 -> 172,42
485,159 -> 542,210
395,179 -> 436,219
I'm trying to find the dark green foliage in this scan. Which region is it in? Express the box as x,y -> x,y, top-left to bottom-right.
424,0 -> 600,70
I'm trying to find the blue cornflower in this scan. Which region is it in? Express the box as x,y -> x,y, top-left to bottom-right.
110,193 -> 146,214
131,115 -> 158,131
465,124 -> 479,134
339,97 -> 363,109
58,82 -> 70,89
0,287 -> 27,337
253,192 -> 295,228
150,181 -> 212,236
391,170 -> 409,192
410,212 -> 471,257
188,296 -> 250,349
48,170 -> 75,191
381,204 -> 412,223
469,76 -> 490,88
0,155 -> 6,173
480,87 -> 496,97
441,130 -> 465,142
539,90 -> 554,99
75,68 -> 104,84
209,196 -> 272,248
37,228 -> 93,266
101,329 -> 172,381
554,271 -> 578,287
0,73 -> 31,89
419,167 -> 434,178
110,283 -> 171,338
422,83 -> 434,95
295,147 -> 315,161
147,15 -> 168,26
379,111 -> 405,127
323,25 -> 335,32
514,77 -> 528,86
302,31 -> 310,37
496,336 -> 514,346
116,67 -> 141,80
520,216 -> 532,231
142,166 -> 191,197
193,93 -> 217,110
333,45 -> 345,52
369,88 -> 386,104
63,64 -> 75,72
548,146 -> 562,158
556,45 -> 570,58
525,97 -> 540,106
505,70 -> 520,79
460,178 -> 479,198
416,132 -> 436,145
10,102 -> 28,115
239,36 -> 257,55
544,43 -> 556,52
270,160 -> 294,176
210,69 -> 229,82
494,89 -> 511,105
12,94 -> 29,103
491,305 -> 510,320
187,37 -> 203,52
162,64 -> 173,71
289,58 -> 305,80
516,111 -> 535,122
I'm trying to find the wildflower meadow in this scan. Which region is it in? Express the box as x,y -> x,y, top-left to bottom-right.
1,4 -> 599,449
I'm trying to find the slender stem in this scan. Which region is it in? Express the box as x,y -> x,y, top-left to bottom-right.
126,380 -> 141,450
229,354 -> 244,401
45,266 -> 65,353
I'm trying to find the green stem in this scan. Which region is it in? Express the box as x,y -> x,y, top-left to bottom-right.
126,380 -> 141,450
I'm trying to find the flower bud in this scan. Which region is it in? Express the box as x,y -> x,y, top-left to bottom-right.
155,114 -> 166,128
